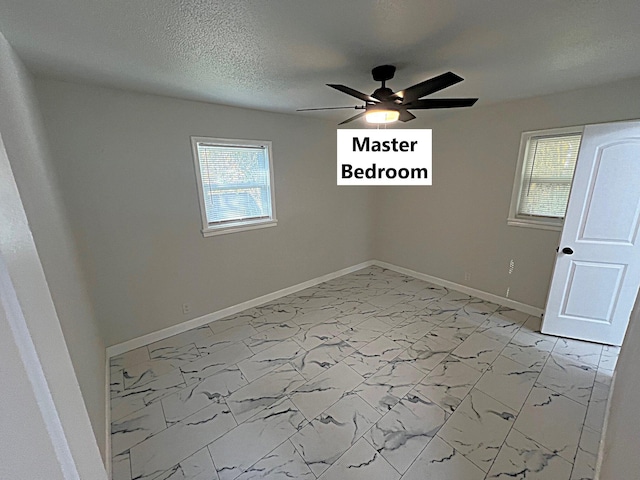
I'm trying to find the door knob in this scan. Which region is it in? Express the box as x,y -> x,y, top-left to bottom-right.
562,247 -> 574,255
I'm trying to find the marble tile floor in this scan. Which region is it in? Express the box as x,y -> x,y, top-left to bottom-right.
109,266 -> 619,480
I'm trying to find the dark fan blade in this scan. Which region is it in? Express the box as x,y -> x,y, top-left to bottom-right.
397,72 -> 464,105
406,98 -> 478,109
398,110 -> 416,122
297,106 -> 360,111
338,112 -> 366,125
328,84 -> 379,103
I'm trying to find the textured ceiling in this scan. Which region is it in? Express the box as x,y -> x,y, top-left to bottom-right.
1,0 -> 640,121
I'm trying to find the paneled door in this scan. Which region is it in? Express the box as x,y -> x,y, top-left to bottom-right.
542,120 -> 640,346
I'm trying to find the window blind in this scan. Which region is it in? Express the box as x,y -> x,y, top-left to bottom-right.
518,133 -> 582,219
196,143 -> 272,225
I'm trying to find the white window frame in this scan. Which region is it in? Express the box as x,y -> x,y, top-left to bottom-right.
191,136 -> 277,237
507,125 -> 584,231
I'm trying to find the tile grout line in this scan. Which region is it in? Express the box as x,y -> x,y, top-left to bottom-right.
567,346 -> 607,479
428,325 -> 528,476
110,268 -> 602,480
398,314 -> 563,476
367,304 -> 511,478
491,339 -> 595,475
395,377 -> 474,477
476,337 -> 549,477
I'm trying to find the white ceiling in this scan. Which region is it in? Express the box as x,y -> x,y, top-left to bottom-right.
1,0 -> 639,121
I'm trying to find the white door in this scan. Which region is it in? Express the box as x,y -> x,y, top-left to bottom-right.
542,120 -> 640,346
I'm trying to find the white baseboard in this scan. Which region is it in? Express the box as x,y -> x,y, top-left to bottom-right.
104,260 -> 374,469
104,257 -> 543,471
594,371 -> 616,480
104,355 -> 111,477
373,260 -> 544,317
107,258 -> 544,359
106,260 -> 375,358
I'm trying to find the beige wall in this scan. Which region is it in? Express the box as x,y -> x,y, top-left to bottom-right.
374,76 -> 640,309
34,78 -> 375,346
0,33 -> 107,477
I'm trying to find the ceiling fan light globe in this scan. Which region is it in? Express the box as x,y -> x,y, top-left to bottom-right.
365,109 -> 399,124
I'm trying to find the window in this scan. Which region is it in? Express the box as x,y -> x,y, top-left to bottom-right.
191,137 -> 277,237
508,126 -> 583,231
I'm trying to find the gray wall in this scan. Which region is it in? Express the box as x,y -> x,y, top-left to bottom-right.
21,69 -> 640,474
33,75 -> 640,349
34,78 -> 375,346
0,240 -> 68,480
374,76 -> 640,309
0,33 -> 107,477
598,291 -> 640,478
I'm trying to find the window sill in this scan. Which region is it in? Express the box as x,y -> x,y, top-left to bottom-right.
507,218 -> 563,232
202,219 -> 278,237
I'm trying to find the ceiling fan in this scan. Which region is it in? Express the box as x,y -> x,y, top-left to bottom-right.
298,65 -> 478,125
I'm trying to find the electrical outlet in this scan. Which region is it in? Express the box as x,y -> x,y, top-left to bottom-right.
464,272 -> 471,282
182,303 -> 191,315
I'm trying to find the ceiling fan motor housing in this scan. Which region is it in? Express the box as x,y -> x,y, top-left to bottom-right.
372,65 -> 396,82
372,87 -> 395,101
